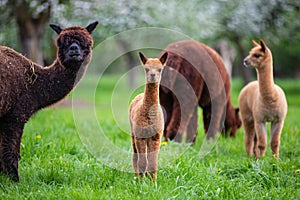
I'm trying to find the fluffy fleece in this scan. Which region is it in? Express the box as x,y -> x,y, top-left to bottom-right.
129,52 -> 168,181
159,40 -> 241,142
0,21 -> 98,181
238,39 -> 287,159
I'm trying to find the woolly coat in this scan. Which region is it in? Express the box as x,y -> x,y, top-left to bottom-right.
0,23 -> 96,181
159,40 -> 241,142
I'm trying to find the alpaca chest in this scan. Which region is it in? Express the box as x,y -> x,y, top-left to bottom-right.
131,106 -> 164,139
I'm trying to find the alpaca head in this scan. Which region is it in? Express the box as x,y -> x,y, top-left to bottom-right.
225,105 -> 242,137
243,39 -> 272,69
139,52 -> 168,84
49,21 -> 98,69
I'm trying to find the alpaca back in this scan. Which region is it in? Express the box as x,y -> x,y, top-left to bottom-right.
0,46 -> 38,117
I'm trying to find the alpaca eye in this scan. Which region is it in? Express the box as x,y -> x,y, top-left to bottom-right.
158,69 -> 162,72
254,54 -> 261,58
145,68 -> 150,72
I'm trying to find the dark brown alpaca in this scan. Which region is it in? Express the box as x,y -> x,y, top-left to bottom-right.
159,40 -> 241,143
0,21 -> 98,181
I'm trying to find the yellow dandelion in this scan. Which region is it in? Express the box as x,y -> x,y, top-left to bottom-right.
36,135 -> 41,139
272,154 -> 278,158
161,141 -> 168,146
295,169 -> 300,174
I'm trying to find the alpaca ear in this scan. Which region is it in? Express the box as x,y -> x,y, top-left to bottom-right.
49,24 -> 62,34
235,108 -> 239,114
252,40 -> 260,47
159,52 -> 168,65
259,39 -> 267,52
86,21 -> 99,34
139,52 -> 148,65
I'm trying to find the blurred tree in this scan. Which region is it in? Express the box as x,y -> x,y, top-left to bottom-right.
0,0 -> 71,65
1,0 -> 299,80
211,0 -> 300,83
1,0 -> 51,65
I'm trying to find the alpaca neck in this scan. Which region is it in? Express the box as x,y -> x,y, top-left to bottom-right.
143,82 -> 159,107
256,55 -> 276,102
32,58 -> 88,109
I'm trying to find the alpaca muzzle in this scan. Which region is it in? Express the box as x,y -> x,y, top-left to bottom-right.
243,59 -> 250,67
68,43 -> 82,61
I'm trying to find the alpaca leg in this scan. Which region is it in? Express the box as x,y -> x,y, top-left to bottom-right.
254,122 -> 267,159
159,90 -> 173,142
202,105 -> 211,134
253,132 -> 258,157
0,130 -> 22,182
165,97 -> 183,142
135,138 -> 147,177
243,120 -> 255,157
186,107 -> 198,143
204,100 -> 225,140
270,121 -> 284,158
131,136 -> 138,176
162,104 -> 172,142
166,91 -> 197,142
146,134 -> 161,181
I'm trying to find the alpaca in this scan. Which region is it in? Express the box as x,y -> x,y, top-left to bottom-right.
159,40 -> 241,143
129,51 -> 168,181
238,39 -> 287,159
0,21 -> 98,181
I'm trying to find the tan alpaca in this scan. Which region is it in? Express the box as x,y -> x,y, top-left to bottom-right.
129,52 -> 168,181
238,39 -> 287,159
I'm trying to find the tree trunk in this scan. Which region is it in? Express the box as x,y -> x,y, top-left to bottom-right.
230,35 -> 253,84
215,41 -> 234,77
117,39 -> 137,88
18,22 -> 45,65
10,0 -> 51,65
235,39 -> 253,84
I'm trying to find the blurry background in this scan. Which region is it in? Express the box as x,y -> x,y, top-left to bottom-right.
0,0 -> 300,84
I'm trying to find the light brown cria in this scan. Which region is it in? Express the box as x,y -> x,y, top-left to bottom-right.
129,52 -> 167,181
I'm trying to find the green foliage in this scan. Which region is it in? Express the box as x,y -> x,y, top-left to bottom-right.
1,0 -> 300,76
0,75 -> 299,199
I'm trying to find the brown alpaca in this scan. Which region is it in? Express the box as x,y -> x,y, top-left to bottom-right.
159,40 -> 241,143
129,52 -> 168,181
238,39 -> 287,159
0,21 -> 98,181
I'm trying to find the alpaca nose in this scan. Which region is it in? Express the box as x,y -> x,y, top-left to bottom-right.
69,43 -> 80,56
150,74 -> 155,78
243,59 -> 249,67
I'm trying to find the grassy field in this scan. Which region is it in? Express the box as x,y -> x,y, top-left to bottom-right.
0,74 -> 299,199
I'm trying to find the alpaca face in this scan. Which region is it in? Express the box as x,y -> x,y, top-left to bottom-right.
50,22 -> 98,69
243,39 -> 270,69
56,30 -> 93,68
225,108 -> 242,137
139,52 -> 168,83
144,61 -> 164,83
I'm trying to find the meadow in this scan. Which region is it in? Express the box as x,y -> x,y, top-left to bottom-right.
0,74 -> 299,199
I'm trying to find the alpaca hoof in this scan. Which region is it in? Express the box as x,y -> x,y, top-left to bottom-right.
2,163 -> 20,182
1,169 -> 20,182
8,169 -> 20,182
168,133 -> 183,142
173,134 -> 183,143
10,173 -> 20,182
186,136 -> 196,143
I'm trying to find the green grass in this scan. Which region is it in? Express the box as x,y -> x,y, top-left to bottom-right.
0,75 -> 299,199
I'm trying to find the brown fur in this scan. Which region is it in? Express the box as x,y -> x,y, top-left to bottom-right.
129,52 -> 168,181
238,39 -> 287,159
159,40 -> 241,143
0,21 -> 98,181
